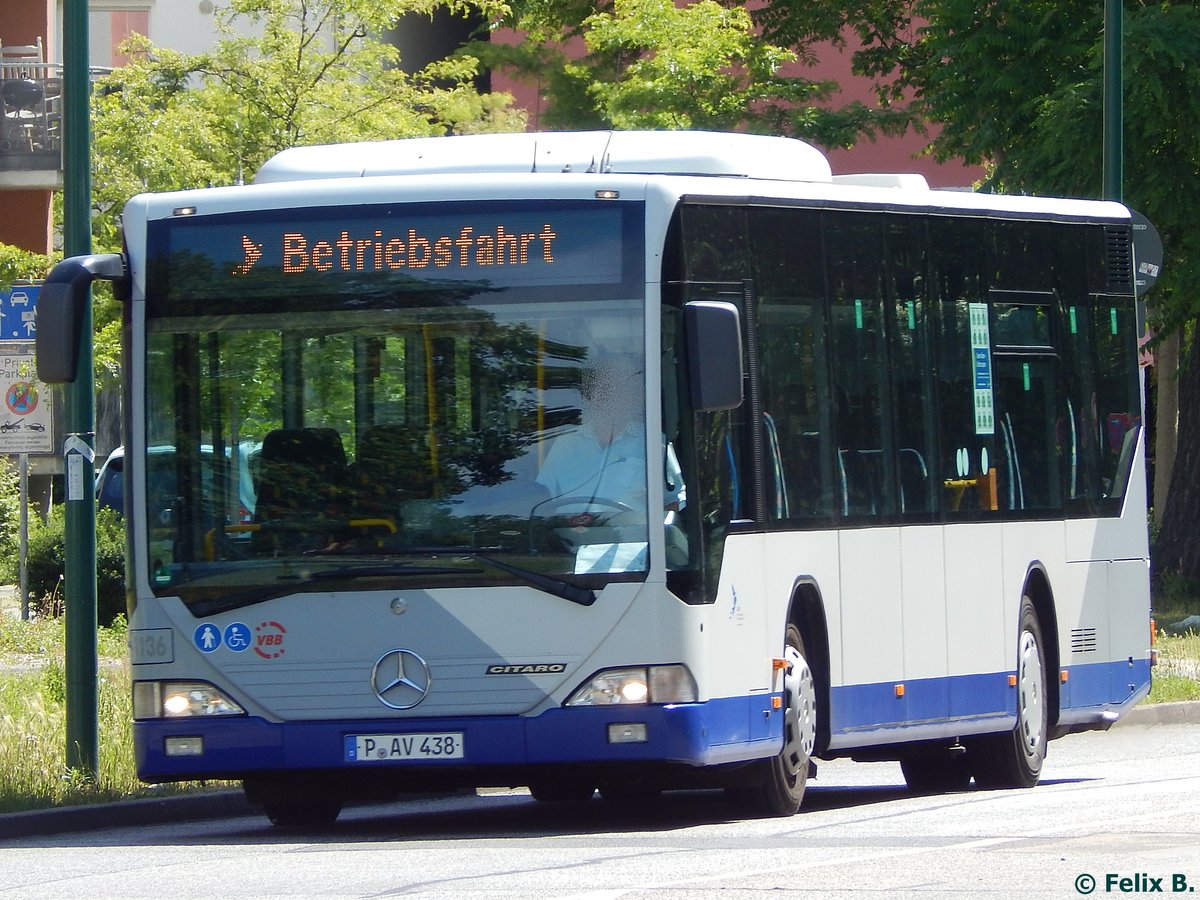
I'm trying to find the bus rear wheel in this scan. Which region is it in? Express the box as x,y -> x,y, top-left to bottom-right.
727,623 -> 816,817
970,596 -> 1048,789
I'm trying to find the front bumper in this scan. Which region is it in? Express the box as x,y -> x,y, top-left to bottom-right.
135,694 -> 784,782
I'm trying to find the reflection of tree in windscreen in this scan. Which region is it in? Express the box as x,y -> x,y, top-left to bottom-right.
438,325 -> 585,492
437,323 -> 536,489
148,248 -> 590,502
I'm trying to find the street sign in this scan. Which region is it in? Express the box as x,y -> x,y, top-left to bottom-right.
0,348 -> 54,454
0,285 -> 39,341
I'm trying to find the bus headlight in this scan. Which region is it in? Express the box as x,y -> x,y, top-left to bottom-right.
133,681 -> 245,719
565,665 -> 697,706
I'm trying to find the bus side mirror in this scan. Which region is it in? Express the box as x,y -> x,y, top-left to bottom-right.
684,300 -> 744,411
35,254 -> 127,384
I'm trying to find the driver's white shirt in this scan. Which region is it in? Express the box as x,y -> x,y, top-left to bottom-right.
535,424 -> 647,512
535,424 -> 685,513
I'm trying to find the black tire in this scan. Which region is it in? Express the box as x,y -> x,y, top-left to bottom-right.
727,623 -> 816,817
970,596 -> 1048,789
900,750 -> 972,794
264,799 -> 343,827
529,781 -> 596,803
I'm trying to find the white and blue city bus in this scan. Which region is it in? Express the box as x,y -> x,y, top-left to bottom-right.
37,131 -> 1155,825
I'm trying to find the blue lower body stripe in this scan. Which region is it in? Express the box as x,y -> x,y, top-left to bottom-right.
827,658 -> 1151,746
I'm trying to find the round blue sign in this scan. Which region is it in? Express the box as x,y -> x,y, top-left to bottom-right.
224,623 -> 252,653
193,623 -> 221,653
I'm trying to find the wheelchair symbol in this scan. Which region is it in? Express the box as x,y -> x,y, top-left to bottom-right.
224,623 -> 252,653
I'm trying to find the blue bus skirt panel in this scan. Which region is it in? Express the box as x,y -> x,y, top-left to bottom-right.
825,658 -> 1151,747
134,694 -> 785,782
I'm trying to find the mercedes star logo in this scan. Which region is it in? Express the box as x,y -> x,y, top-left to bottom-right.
370,649 -> 432,710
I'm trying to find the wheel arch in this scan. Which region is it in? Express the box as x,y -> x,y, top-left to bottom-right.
786,577 -> 832,756
1023,563 -> 1061,732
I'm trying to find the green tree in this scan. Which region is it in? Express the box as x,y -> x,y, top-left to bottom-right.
90,0 -> 522,251
479,0 -> 907,146
85,0 -> 522,413
0,245 -> 54,290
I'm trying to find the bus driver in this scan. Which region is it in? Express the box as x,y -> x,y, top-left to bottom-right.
535,354 -> 685,521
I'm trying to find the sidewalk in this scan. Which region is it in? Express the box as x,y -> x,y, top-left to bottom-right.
1114,698 -> 1200,727
0,790 -> 254,840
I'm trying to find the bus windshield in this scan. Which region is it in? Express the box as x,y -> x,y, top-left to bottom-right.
141,199 -> 648,607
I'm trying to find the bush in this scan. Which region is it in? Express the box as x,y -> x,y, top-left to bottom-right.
0,243 -> 54,287
0,461 -> 19,582
26,505 -> 127,626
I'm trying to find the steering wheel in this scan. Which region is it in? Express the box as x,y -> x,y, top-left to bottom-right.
538,495 -> 638,527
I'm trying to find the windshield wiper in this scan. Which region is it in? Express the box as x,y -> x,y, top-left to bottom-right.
323,544 -> 598,606
391,547 -> 597,606
187,553 -> 594,617
187,563 -> 475,618
311,563 -> 480,581
472,554 -> 596,607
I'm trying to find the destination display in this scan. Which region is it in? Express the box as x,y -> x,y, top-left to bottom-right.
147,199 -> 642,313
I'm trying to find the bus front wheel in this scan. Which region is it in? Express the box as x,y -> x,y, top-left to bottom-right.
970,596 -> 1048,789
727,623 -> 816,816
263,798 -> 343,827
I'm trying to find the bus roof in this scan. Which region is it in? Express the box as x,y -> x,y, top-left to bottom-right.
126,131 -> 1131,229
254,131 -> 836,185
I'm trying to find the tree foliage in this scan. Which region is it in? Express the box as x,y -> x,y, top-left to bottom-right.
90,0 -> 522,251
83,0 -> 523,397
0,245 -> 54,290
480,0 -> 908,146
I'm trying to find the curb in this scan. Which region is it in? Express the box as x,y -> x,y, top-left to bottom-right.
1116,699 -> 1200,728
0,790 -> 253,841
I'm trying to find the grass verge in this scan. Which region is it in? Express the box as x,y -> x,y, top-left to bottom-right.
0,612 -> 229,814
1150,579 -> 1200,703
1148,631 -> 1200,703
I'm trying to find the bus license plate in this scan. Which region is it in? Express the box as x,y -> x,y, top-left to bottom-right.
346,732 -> 464,762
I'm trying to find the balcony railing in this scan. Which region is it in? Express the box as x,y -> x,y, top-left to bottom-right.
0,62 -> 62,171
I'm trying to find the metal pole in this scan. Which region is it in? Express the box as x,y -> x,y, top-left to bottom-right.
18,453 -> 28,621
1103,0 -> 1123,201
62,0 -> 99,777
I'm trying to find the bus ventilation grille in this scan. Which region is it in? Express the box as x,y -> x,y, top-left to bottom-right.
1104,226 -> 1133,292
1070,627 -> 1098,654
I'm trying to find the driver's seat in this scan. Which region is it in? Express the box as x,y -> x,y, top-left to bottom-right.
253,427 -> 348,551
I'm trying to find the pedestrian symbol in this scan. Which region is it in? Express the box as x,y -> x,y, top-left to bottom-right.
194,623 -> 221,653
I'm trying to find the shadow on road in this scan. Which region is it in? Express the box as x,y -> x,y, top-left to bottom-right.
7,773 -> 1099,849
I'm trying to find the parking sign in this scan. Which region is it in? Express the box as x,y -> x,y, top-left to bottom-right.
0,349 -> 53,454
0,286 -> 39,341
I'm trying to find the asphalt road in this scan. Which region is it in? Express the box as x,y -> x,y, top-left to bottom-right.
3,719 -> 1199,899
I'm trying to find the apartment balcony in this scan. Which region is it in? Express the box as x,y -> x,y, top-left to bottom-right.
0,62 -> 62,190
